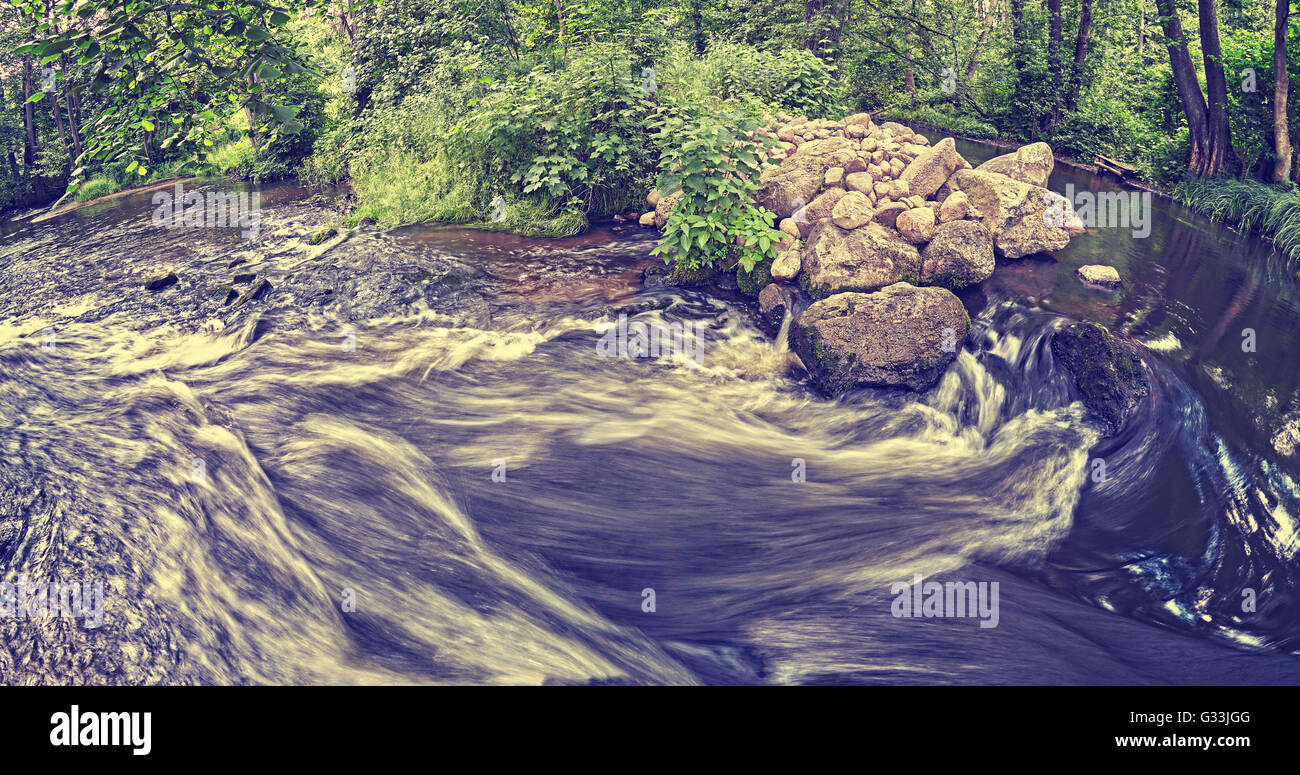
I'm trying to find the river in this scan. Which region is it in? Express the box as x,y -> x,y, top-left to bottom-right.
0,136 -> 1297,685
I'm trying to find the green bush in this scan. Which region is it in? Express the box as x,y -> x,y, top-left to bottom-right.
705,42 -> 846,119
649,98 -> 783,273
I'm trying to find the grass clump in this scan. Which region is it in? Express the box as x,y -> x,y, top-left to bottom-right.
1174,176 -> 1300,263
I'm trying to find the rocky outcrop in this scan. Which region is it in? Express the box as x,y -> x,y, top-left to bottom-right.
789,283 -> 970,393
636,116 -> 1082,390
1050,322 -> 1149,433
800,220 -> 921,297
920,221 -> 995,289
975,142 -> 1054,187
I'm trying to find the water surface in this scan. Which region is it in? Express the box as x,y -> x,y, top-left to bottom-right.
1,143 -> 1298,684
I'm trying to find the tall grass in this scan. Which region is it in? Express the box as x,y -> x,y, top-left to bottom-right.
1174,177 -> 1300,263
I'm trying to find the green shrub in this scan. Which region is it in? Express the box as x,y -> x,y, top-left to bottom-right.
705,42 -> 846,119
73,176 -> 119,202
649,99 -> 783,273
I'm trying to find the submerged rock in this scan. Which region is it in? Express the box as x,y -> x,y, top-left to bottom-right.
233,278 -> 273,306
757,283 -> 788,329
144,272 -> 179,291
1050,321 -> 1149,433
789,282 -> 970,393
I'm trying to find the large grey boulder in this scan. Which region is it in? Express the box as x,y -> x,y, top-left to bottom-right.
799,220 -> 921,298
758,137 -> 857,218
900,137 -> 971,199
944,169 -> 1075,258
789,283 -> 970,393
920,220 -> 995,289
975,142 -> 1055,187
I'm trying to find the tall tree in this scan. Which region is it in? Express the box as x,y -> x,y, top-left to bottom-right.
1196,0 -> 1236,175
1155,0 -> 1214,176
1272,0 -> 1292,182
1064,0 -> 1094,113
1046,0 -> 1063,131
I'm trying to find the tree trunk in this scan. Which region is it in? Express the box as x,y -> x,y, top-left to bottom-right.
1065,0 -> 1094,113
554,0 -> 568,66
904,28 -> 915,93
1011,0 -> 1026,76
965,12 -> 993,81
1272,0 -> 1292,183
59,54 -> 83,163
1047,0 -> 1063,131
50,80 -> 69,171
690,0 -> 705,56
21,54 -> 47,201
1155,0 -> 1212,176
1197,0 -> 1237,175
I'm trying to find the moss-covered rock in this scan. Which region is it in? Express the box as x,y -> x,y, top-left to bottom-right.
666,261 -> 717,287
309,226 -> 338,245
1050,321 -> 1149,434
736,257 -> 773,297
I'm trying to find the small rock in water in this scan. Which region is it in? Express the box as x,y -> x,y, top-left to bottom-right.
233,278 -> 273,306
232,272 -> 256,285
757,283 -> 787,329
1077,264 -> 1121,289
144,272 -> 178,291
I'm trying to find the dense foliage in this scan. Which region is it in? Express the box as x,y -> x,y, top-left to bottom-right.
1,0 -> 1297,261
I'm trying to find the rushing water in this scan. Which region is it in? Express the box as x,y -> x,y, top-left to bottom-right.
1,139 -> 1298,685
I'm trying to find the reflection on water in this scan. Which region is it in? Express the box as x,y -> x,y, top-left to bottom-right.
1,145 -> 1298,684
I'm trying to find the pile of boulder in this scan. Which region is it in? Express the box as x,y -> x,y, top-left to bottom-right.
640,113 -> 1087,395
